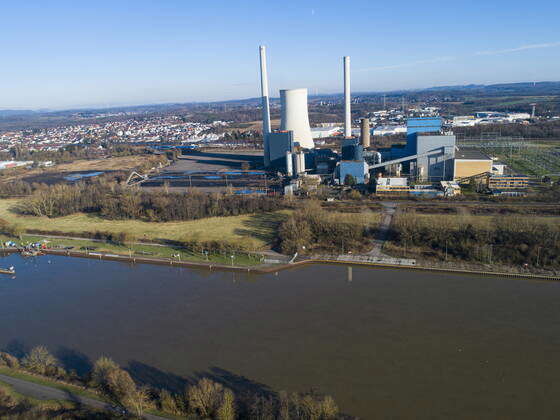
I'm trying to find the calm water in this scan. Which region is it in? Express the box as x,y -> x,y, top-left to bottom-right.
1,254 -> 560,419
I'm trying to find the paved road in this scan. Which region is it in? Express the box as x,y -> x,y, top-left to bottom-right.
0,374 -> 167,420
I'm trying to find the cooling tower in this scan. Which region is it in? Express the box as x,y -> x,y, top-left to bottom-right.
280,88 -> 314,149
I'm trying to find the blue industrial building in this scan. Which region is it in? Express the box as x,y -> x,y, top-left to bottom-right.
373,117 -> 456,180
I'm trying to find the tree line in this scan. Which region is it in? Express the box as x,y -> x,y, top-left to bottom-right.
278,202 -> 375,255
0,346 -> 344,419
390,214 -> 560,268
16,182 -> 286,222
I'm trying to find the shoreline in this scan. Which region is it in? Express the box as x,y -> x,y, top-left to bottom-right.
2,248 -> 560,282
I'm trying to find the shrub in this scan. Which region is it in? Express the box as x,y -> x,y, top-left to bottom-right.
22,346 -> 61,377
0,352 -> 19,369
186,378 -> 235,418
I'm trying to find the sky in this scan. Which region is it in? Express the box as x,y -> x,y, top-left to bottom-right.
1,0 -> 560,110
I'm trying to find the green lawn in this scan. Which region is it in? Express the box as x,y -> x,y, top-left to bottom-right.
1,234 -> 262,266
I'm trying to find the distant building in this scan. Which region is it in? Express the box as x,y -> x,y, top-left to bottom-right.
372,125 -> 407,136
0,160 -> 33,170
311,127 -> 341,139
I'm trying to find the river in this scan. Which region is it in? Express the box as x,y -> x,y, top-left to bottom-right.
1,254 -> 559,419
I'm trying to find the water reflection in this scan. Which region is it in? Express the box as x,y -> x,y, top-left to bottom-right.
1,254 -> 560,419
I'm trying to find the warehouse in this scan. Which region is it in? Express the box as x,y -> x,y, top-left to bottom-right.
453,149 -> 493,180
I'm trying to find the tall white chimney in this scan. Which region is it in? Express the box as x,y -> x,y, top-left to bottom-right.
343,56 -> 351,138
259,45 -> 272,166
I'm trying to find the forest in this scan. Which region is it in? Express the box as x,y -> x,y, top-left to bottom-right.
389,214 -> 560,268
15,182 -> 286,222
278,202 -> 375,255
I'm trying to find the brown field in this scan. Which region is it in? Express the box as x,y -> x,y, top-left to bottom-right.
0,155 -> 152,183
53,155 -> 150,172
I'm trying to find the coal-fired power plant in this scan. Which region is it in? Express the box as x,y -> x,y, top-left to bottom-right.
280,88 -> 314,149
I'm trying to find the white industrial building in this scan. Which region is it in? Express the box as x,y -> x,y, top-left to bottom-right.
453,112 -> 531,127
372,125 -> 407,136
311,126 -> 341,139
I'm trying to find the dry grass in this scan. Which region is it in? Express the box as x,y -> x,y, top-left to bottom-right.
0,199 -> 290,250
400,213 -> 560,229
0,156 -> 152,183
53,155 -> 149,172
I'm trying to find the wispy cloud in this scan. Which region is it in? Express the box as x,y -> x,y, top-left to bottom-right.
356,56 -> 455,72
475,42 -> 560,56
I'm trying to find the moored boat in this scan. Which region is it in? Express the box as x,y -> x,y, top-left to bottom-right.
0,266 -> 15,275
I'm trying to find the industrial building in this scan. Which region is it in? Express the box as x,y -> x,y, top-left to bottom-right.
488,175 -> 530,190
453,149 -> 493,180
256,45 -> 511,195
369,117 -> 456,181
259,46 -> 315,174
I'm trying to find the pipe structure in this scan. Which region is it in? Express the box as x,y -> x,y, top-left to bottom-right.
259,46 -> 272,166
360,118 -> 370,148
343,56 -> 351,138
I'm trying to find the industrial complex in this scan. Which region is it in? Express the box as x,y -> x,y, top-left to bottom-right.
257,46 -> 512,197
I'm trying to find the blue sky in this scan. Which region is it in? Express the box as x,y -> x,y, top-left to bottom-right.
2,0 -> 559,109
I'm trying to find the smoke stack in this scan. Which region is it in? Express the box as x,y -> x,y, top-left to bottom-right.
259,46 -> 272,166
360,118 -> 370,149
343,56 -> 351,138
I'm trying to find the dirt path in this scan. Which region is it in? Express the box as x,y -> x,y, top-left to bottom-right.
367,201 -> 397,257
0,374 -> 167,419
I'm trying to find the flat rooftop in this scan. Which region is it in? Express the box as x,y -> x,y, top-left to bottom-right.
455,148 -> 492,160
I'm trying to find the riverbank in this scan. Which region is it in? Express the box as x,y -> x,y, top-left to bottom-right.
0,367 -> 174,419
3,244 -> 559,281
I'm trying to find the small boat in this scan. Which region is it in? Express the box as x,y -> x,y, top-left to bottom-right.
21,250 -> 43,257
0,266 -> 15,275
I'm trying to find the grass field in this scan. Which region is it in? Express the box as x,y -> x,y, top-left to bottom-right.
399,213 -> 560,229
0,198 -> 287,251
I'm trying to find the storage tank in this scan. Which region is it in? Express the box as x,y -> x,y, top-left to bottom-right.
298,152 -> 306,173
285,151 -> 293,177
360,118 -> 370,148
280,89 -> 315,149
294,151 -> 306,174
